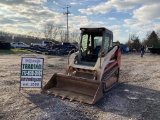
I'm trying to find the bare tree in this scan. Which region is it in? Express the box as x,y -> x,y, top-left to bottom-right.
28,31 -> 41,38
43,23 -> 60,40
44,23 -> 53,39
130,33 -> 139,41
127,33 -> 141,51
125,39 -> 132,47
52,27 -> 59,40
69,31 -> 80,43
59,30 -> 66,42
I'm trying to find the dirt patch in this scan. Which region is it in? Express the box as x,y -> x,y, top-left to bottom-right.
0,53 -> 160,120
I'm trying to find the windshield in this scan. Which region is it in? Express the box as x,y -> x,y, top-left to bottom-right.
94,37 -> 102,46
81,33 -> 102,53
80,32 -> 103,63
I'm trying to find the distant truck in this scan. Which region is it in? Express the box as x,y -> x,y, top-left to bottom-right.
31,41 -> 54,47
148,47 -> 160,54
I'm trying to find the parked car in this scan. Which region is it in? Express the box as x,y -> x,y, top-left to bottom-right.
31,41 -> 54,47
10,42 -> 30,48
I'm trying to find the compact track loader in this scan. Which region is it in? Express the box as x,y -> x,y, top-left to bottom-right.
42,27 -> 121,104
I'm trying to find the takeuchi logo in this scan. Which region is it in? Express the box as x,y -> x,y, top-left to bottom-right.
25,59 -> 41,64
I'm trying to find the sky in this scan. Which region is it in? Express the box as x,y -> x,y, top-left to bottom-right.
0,0 -> 160,43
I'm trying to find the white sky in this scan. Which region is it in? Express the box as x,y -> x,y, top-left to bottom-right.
0,0 -> 160,43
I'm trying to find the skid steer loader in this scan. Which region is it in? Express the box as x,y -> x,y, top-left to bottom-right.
42,27 -> 121,104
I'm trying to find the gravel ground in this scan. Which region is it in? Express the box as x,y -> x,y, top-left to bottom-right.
0,53 -> 160,120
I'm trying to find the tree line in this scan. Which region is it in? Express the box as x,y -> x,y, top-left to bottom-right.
0,22 -> 80,45
43,23 -> 80,43
125,31 -> 160,51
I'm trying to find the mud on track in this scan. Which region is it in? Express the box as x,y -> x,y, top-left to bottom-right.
0,53 -> 160,120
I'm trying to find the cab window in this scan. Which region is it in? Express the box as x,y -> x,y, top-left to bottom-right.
81,34 -> 88,53
103,36 -> 110,53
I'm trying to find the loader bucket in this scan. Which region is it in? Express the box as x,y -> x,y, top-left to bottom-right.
42,73 -> 103,104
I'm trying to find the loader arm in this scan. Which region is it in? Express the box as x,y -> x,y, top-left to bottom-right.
94,45 -> 119,81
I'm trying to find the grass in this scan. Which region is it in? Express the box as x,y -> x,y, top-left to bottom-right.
0,48 -> 30,54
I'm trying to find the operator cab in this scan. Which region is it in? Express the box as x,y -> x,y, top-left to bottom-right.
78,28 -> 113,66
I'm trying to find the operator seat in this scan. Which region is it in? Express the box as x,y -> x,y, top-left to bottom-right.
94,46 -> 101,55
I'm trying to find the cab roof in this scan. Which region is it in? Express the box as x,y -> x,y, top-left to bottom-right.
80,27 -> 113,35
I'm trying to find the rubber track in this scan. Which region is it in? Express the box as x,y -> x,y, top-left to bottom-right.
102,65 -> 118,81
